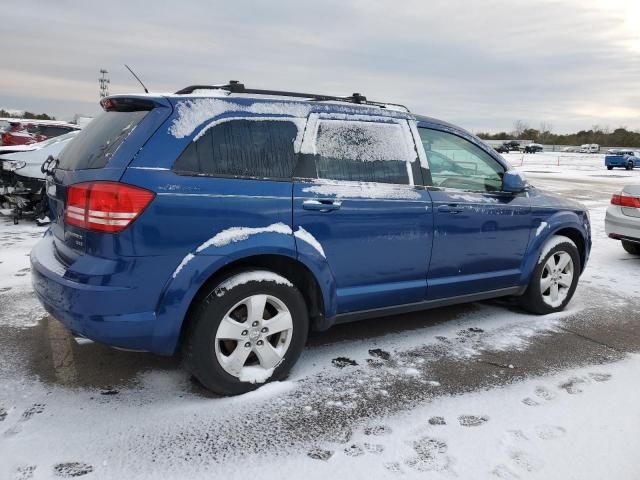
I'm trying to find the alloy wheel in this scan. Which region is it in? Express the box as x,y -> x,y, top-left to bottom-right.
540,251 -> 574,308
213,294 -> 293,379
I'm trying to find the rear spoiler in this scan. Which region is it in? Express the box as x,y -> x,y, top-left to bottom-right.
100,97 -> 157,112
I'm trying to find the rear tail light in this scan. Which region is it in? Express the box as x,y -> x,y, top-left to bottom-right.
611,193 -> 640,209
65,182 -> 155,233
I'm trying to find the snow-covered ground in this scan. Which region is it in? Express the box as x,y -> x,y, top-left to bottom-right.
1,158 -> 639,479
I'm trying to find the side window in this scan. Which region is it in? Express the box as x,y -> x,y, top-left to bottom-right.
173,119 -> 298,179
313,119 -> 412,185
419,128 -> 504,192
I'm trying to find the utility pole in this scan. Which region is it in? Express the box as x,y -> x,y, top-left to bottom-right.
99,69 -> 110,98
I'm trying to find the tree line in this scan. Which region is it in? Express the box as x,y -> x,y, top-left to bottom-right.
477,121 -> 640,147
0,109 -> 56,121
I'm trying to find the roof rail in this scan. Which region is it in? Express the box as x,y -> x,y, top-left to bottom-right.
174,81 -> 410,112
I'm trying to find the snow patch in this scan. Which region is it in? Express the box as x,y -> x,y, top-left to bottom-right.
239,366 -> 275,384
168,99 -> 313,139
314,119 -> 413,163
171,253 -> 194,279
448,193 -> 499,203
196,222 -> 292,252
536,221 -> 548,236
538,235 -> 577,264
215,270 -> 293,296
294,227 -> 326,258
302,180 -> 421,200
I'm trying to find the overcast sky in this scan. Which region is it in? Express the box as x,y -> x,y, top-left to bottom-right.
1,0 -> 638,133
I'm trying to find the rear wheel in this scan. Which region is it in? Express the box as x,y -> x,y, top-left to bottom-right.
622,240 -> 640,255
184,270 -> 309,395
607,166 -> 613,170
519,236 -> 580,314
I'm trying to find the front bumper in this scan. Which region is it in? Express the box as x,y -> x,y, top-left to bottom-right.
30,233 -> 177,354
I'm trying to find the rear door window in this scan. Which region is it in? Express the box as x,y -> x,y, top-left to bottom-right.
57,110 -> 148,170
312,119 -> 412,184
173,119 -> 299,179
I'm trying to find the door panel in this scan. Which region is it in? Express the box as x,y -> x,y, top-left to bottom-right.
294,182 -> 433,313
416,126 -> 533,299
293,115 -> 433,314
427,189 -> 531,298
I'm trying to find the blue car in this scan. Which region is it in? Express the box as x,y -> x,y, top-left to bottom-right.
31,83 -> 591,394
605,150 -> 640,170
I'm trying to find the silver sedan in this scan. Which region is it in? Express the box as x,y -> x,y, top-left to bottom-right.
605,184 -> 640,254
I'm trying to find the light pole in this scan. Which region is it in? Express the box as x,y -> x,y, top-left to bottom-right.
99,69 -> 110,98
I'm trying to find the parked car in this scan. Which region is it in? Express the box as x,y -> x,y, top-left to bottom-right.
524,143 -> 544,154
1,119 -> 79,146
604,150 -> 640,170
496,140 -> 521,153
0,131 -> 79,223
605,185 -> 640,254
0,119 -> 11,134
579,143 -> 599,154
31,84 -> 591,395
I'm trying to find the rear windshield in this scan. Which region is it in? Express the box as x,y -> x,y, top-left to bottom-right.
57,110 -> 147,170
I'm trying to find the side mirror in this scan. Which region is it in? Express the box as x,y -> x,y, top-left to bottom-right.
502,170 -> 529,193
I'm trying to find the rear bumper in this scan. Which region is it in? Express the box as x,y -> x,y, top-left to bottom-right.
605,206 -> 640,242
30,233 -> 177,354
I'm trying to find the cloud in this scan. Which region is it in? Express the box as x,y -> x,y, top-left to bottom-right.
1,0 -> 638,132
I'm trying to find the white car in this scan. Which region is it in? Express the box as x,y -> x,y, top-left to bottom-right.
0,131 -> 78,223
605,185 -> 640,254
0,131 -> 78,182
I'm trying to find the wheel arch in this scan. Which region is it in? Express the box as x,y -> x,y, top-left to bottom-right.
552,227 -> 587,271
521,214 -> 589,286
176,254 -> 331,350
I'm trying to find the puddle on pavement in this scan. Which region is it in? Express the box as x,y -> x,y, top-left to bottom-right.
3,301 -> 477,396
3,315 -> 183,390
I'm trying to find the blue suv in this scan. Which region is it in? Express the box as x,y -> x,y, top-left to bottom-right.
31,82 -> 591,394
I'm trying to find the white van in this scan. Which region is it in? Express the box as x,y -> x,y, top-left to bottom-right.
580,143 -> 599,153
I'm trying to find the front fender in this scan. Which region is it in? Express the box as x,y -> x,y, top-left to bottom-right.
520,210 -> 589,285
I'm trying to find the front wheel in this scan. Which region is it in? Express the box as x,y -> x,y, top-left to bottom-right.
184,270 -> 309,395
622,240 -> 640,255
607,166 -> 613,170
626,161 -> 634,170
519,236 -> 580,314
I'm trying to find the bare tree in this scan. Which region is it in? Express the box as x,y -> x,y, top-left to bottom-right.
539,122 -> 553,144
512,120 -> 529,139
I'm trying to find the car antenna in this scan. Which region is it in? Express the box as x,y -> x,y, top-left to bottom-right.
124,64 -> 149,93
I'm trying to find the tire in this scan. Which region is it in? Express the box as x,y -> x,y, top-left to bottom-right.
626,161 -> 634,170
518,236 -> 581,315
622,240 -> 640,255
183,270 -> 309,395
607,166 -> 613,170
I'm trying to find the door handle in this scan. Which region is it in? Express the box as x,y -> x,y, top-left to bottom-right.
437,204 -> 463,214
302,199 -> 342,212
